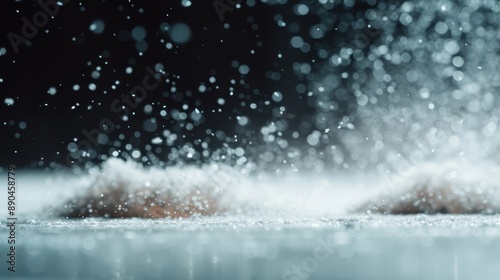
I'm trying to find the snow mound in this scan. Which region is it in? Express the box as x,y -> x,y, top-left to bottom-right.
57,158 -> 360,219
59,158 -> 235,218
356,161 -> 500,214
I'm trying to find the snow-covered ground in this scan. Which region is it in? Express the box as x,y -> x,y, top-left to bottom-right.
1,160 -> 500,279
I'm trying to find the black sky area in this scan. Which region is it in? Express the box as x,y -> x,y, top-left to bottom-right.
0,0 -> 319,169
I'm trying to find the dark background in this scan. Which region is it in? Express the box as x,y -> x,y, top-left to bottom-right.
0,0 -> 300,169
0,0 -> 360,170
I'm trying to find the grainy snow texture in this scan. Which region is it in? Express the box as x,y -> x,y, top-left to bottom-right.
56,159 -> 500,219
356,161 -> 500,214
1,216 -> 500,280
60,159 -> 231,218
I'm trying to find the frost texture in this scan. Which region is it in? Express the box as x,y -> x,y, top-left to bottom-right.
60,158 -> 232,218
58,158 -> 500,219
357,161 -> 500,214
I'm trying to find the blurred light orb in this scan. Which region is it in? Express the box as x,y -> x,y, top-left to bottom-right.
169,23 -> 192,44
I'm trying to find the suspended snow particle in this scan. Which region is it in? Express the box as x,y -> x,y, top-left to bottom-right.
143,118 -> 158,132
235,147 -> 245,157
307,131 -> 320,146
453,71 -> 464,81
160,22 -> 170,32
231,60 -> 240,68
155,64 -> 166,73
237,116 -> 249,126
18,121 -> 27,130
406,70 -> 419,83
444,40 -> 460,55
309,25 -> 325,39
487,122 -> 497,133
131,150 -> 141,158
144,104 -> 153,114
399,13 -> 412,26
299,63 -> 311,74
48,87 -> 57,95
4,98 -> 14,106
452,56 -> 464,67
290,36 -> 304,48
357,95 -> 368,106
89,20 -> 105,34
435,22 -> 448,34
272,91 -> 283,102
169,23 -> 192,44
88,83 -> 97,91
91,70 -> 100,79
296,4 -> 309,15
198,84 -> 206,93
344,0 -> 355,7
151,137 -> 163,144
419,88 -> 430,99
131,26 -> 147,41
0,47 -> 6,56
73,84 -> 80,91
125,67 -> 133,74
190,109 -> 203,122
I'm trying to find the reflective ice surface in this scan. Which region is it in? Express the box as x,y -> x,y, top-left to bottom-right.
1,216 -> 500,280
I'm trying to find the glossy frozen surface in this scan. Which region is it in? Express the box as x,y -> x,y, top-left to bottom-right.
1,215 -> 500,280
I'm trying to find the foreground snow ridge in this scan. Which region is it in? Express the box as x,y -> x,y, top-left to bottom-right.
356,161 -> 500,214
59,159 -> 500,219
60,158 -> 232,219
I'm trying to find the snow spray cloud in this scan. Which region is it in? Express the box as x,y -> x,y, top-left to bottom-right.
293,0 -> 500,173
7,0 -> 71,54
65,66 -> 170,167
